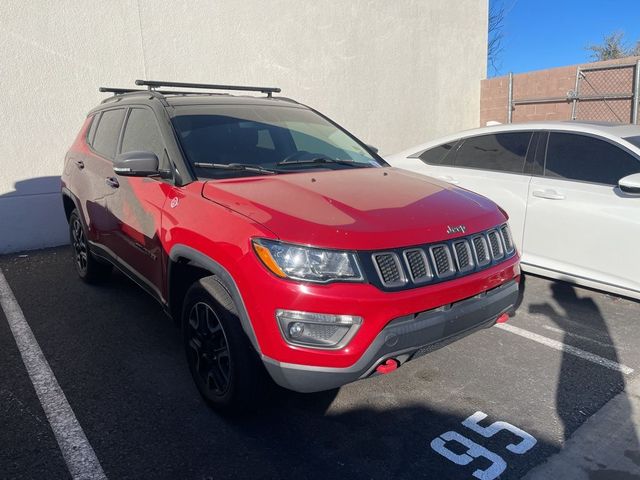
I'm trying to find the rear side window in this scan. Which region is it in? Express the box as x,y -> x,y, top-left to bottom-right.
455,132 -> 532,173
545,133 -> 640,185
92,109 -> 125,160
121,108 -> 166,165
416,143 -> 456,166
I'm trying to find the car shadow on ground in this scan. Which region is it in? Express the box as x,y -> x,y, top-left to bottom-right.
528,280 -> 634,442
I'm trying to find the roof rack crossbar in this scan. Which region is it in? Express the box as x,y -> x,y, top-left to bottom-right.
134,79 -> 281,97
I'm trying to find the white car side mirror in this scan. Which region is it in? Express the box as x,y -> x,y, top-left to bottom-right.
618,173 -> 640,195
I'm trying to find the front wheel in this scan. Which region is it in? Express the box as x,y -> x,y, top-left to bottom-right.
182,278 -> 268,412
69,209 -> 112,283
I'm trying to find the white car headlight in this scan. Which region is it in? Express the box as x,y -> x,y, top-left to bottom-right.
252,238 -> 363,283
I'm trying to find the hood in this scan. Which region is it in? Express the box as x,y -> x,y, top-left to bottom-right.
201,168 -> 505,250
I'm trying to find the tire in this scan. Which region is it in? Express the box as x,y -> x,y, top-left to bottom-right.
182,277 -> 268,413
69,209 -> 112,284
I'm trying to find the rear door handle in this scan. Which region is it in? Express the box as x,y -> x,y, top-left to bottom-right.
75,160 -> 84,170
439,175 -> 460,185
105,177 -> 120,189
532,189 -> 565,200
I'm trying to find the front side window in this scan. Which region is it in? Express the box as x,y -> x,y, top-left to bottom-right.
454,132 -> 532,173
92,109 -> 126,160
121,108 -> 166,167
171,105 -> 384,178
545,133 -> 640,185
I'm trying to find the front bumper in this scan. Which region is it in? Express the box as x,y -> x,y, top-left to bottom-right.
263,279 -> 519,392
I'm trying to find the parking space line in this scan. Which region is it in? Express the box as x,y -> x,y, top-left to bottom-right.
0,269 -> 107,480
496,323 -> 634,375
541,325 -> 622,350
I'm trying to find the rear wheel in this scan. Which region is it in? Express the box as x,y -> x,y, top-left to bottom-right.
69,209 -> 112,283
182,278 -> 268,412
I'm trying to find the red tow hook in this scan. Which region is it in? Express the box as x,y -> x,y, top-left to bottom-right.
376,358 -> 399,374
496,313 -> 510,324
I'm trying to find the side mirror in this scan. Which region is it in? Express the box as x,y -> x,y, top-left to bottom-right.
366,144 -> 379,154
618,173 -> 640,195
113,151 -> 160,177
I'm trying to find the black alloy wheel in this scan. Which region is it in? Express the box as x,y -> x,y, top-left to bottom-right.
186,301 -> 232,396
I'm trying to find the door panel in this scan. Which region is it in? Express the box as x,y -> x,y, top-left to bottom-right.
523,177 -> 640,294
523,131 -> 640,296
102,107 -> 170,299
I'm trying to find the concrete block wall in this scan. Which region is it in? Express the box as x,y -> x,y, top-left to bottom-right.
0,0 -> 488,253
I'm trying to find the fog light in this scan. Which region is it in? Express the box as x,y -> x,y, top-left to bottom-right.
289,322 -> 305,338
276,309 -> 363,349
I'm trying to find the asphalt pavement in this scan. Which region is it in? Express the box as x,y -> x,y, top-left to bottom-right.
1,246 -> 639,479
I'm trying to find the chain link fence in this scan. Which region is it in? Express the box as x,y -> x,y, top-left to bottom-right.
571,63 -> 639,123
505,60 -> 640,124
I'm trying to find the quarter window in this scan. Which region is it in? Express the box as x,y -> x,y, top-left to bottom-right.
92,109 -> 126,160
417,143 -> 457,166
121,108 -> 166,166
86,113 -> 100,146
545,133 -> 640,185
455,132 -> 532,173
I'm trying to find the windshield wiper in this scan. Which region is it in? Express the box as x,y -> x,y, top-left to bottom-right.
276,156 -> 371,168
193,162 -> 279,175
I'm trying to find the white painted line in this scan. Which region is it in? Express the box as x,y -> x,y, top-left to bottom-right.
0,268 -> 107,480
541,325 -> 620,350
496,323 -> 634,375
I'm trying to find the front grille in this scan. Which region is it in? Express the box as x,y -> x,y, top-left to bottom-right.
364,223 -> 516,291
430,245 -> 454,278
472,235 -> 491,267
372,253 -> 405,287
453,240 -> 474,272
403,249 -> 432,283
501,225 -> 514,253
487,230 -> 504,260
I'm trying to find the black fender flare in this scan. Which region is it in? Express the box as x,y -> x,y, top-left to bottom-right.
168,244 -> 261,354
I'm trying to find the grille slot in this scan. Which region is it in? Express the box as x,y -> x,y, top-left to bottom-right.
501,225 -> 514,253
403,249 -> 432,284
452,240 -> 474,273
429,245 -> 455,278
471,235 -> 491,267
487,230 -> 504,260
371,253 -> 406,287
368,224 -> 515,289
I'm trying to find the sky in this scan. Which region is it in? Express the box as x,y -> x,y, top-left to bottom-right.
491,0 -> 640,77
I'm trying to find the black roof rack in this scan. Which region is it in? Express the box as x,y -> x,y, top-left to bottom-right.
135,79 -> 281,97
99,87 -> 216,96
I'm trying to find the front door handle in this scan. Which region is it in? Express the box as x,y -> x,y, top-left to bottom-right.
75,160 -> 84,170
105,177 -> 120,189
532,189 -> 565,200
439,175 -> 460,185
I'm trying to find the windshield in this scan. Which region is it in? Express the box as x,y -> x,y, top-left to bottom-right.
624,135 -> 640,149
171,104 -> 385,178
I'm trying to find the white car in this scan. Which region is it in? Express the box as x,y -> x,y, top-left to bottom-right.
386,121 -> 640,300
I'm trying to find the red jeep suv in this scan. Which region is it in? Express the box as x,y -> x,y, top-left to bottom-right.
61,80 -> 520,411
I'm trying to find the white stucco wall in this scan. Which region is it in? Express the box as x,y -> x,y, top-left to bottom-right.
0,0 -> 488,253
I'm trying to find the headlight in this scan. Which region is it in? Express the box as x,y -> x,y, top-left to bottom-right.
252,239 -> 363,283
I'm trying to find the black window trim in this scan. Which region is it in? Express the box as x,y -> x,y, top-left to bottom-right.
540,129 -> 640,188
